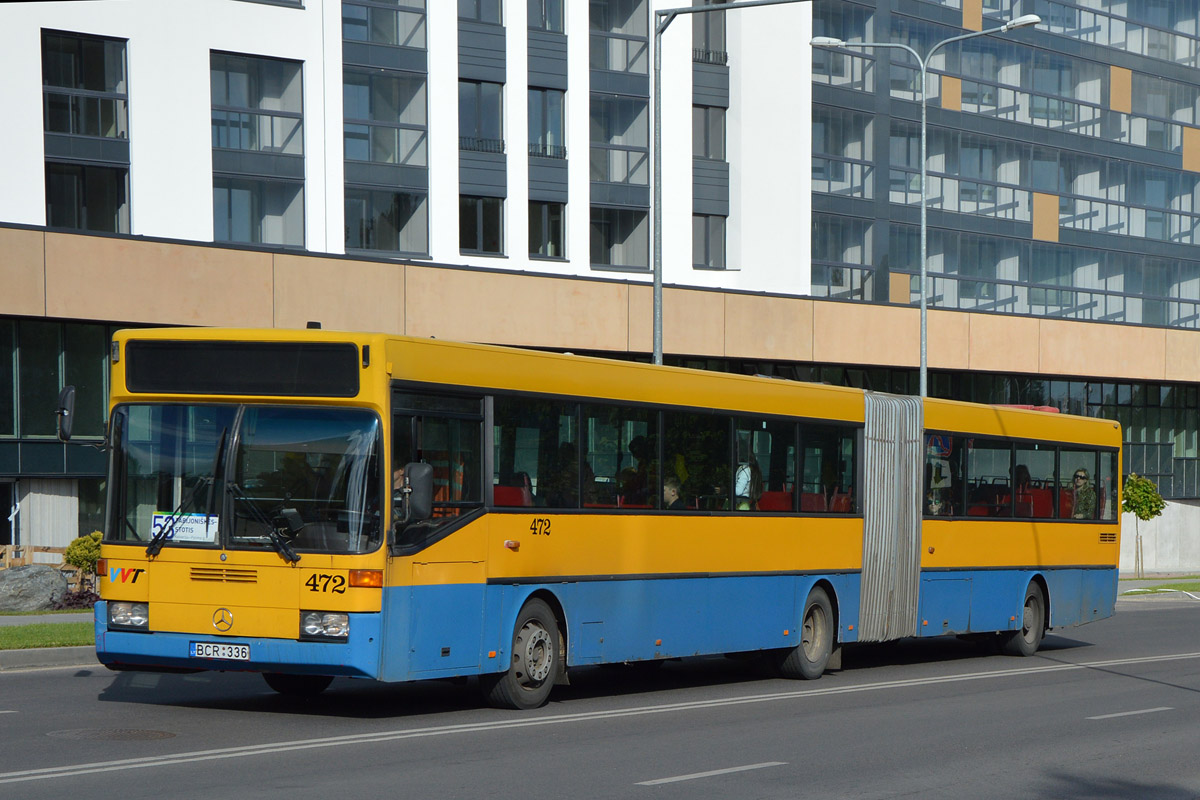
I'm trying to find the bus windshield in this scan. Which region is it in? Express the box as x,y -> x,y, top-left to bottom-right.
107,404 -> 383,555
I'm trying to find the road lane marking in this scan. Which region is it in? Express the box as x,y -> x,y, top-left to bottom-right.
3,650 -> 1200,785
1087,707 -> 1173,720
0,711 -> 15,715
637,762 -> 786,785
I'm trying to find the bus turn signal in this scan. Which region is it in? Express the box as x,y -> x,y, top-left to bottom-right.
349,569 -> 383,588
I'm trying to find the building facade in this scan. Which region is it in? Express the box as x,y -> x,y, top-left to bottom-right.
1,0 -> 1199,560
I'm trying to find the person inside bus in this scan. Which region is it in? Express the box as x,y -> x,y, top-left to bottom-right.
621,435 -> 651,505
663,476 -> 687,510
1013,464 -> 1033,516
735,455 -> 763,511
1072,468 -> 1096,519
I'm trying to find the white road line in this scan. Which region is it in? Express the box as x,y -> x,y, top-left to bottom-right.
0,711 -> 15,715
637,762 -> 786,786
2,650 -> 1200,785
1087,707 -> 1173,720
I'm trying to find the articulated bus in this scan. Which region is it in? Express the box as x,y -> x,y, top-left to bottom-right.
77,328 -> 1121,709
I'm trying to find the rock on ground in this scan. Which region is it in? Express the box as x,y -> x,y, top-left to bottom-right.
0,565 -> 69,612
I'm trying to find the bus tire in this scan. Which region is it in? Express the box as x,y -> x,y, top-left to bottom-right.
778,586 -> 834,680
263,672 -> 333,697
1002,582 -> 1046,657
481,598 -> 560,710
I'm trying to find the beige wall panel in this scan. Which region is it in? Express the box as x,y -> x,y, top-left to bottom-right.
1164,329 -> 1200,383
44,235 -> 273,326
628,283 -> 652,353
1032,192 -> 1060,242
940,76 -> 962,112
0,228 -> 46,316
724,294 -> 813,361
962,0 -> 982,31
927,309 -> 970,370
889,271 -> 911,304
404,267 -> 633,351
663,288 -> 725,356
1109,66 -> 1132,114
813,302 -> 918,366
968,313 -> 1041,373
273,254 -> 406,334
1184,126 -> 1200,173
1039,318 -> 1165,381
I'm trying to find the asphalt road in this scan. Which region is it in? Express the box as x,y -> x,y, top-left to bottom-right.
0,596 -> 1197,800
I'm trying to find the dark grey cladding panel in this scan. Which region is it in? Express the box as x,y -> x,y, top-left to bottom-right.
590,182 -> 649,207
529,158 -> 568,202
20,441 -> 65,475
66,442 -> 106,474
343,42 -> 428,73
693,158 -> 729,215
212,150 -> 305,180
460,149 -> 507,197
528,30 -> 567,89
0,442 -> 18,475
692,63 -> 729,107
459,21 -> 506,82
44,133 -> 130,165
345,161 -> 429,190
590,70 -> 649,98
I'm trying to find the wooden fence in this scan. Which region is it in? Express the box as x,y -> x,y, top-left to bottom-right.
0,546 -> 83,588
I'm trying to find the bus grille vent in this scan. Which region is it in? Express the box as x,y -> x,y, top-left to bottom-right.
190,567 -> 258,584
1099,531 -> 1117,543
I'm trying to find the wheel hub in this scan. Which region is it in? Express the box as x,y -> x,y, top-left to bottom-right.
517,623 -> 553,684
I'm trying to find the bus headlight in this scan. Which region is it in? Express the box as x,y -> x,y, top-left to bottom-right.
109,602 -> 149,630
301,611 -> 349,640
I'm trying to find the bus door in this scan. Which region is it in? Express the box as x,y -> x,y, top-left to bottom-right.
388,392 -> 487,675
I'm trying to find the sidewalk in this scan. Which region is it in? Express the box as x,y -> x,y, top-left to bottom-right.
0,612 -> 97,671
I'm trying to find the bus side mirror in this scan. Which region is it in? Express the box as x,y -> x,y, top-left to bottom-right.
403,462 -> 434,523
56,385 -> 76,442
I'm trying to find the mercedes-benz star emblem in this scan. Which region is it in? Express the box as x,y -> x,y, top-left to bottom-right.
212,608 -> 234,632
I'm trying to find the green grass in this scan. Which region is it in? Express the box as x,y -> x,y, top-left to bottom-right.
0,609 -> 93,617
1120,574 -> 1200,582
0,622 -> 94,650
1124,581 -> 1200,594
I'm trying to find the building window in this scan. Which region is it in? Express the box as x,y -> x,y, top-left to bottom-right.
590,0 -> 648,73
692,0 -> 726,64
343,1 -> 427,48
528,0 -> 563,32
213,176 -> 304,246
210,52 -> 303,155
459,0 -> 501,24
461,195 -> 504,254
591,206 -> 648,269
529,88 -> 566,158
459,80 -> 504,153
42,30 -> 128,139
45,163 -> 129,233
344,69 -> 427,166
693,105 -> 725,160
693,214 -> 726,269
530,201 -> 565,258
590,94 -> 649,184
345,188 -> 428,254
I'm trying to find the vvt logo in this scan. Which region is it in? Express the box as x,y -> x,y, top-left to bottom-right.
109,567 -> 146,584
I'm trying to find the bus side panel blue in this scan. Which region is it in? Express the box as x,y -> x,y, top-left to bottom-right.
93,601 -> 383,677
378,584 -> 489,682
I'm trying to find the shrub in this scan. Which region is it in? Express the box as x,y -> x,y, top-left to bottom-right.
64,531 -> 103,589
52,590 -> 99,610
1122,474 -> 1166,522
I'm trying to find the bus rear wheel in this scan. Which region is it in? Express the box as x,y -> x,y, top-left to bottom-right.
1002,582 -> 1046,657
777,586 -> 834,680
263,672 -> 333,697
481,598 -> 560,710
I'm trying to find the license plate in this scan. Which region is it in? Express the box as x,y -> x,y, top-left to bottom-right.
190,641 -> 250,661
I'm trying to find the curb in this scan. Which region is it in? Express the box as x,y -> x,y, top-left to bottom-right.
0,646 -> 98,671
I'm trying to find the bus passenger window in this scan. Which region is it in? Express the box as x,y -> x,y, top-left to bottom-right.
1060,449 -> 1098,520
664,411 -> 730,511
1098,450 -> 1118,520
925,434 -> 963,517
735,417 -> 795,512
582,404 -> 656,509
965,439 -> 1013,516
493,396 -> 579,508
1014,444 -> 1055,519
801,424 -> 857,513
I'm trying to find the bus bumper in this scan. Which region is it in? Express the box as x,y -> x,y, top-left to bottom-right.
93,601 -> 383,678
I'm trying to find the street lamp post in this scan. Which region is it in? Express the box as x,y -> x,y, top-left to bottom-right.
811,14 -> 1040,397
653,0 -> 812,366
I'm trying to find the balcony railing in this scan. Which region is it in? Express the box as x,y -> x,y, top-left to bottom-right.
693,47 -> 728,65
529,142 -> 567,159
460,136 -> 505,154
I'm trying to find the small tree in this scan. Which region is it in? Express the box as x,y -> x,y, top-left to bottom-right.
64,530 -> 103,591
1122,474 -> 1165,579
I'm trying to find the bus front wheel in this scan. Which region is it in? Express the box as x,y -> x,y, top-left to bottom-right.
777,586 -> 834,680
1002,582 -> 1046,657
481,598 -> 560,710
263,672 -> 333,697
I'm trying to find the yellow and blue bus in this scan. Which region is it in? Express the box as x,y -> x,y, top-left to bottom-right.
78,327 -> 1121,708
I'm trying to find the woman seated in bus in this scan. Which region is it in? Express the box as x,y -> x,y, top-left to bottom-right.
1072,468 -> 1096,519
734,456 -> 763,511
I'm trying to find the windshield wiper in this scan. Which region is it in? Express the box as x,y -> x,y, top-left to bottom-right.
146,481 -> 203,557
226,481 -> 302,564
146,429 -> 227,557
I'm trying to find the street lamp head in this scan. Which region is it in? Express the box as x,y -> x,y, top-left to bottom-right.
810,36 -> 846,48
1000,14 -> 1041,32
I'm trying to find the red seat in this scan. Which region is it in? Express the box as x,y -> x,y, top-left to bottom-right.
493,485 -> 532,507
757,490 -> 792,511
800,493 -> 825,512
